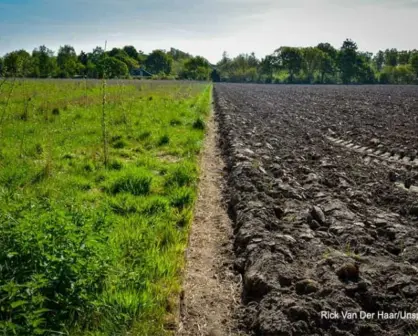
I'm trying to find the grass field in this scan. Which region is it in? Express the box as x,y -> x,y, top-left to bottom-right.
0,79 -> 211,335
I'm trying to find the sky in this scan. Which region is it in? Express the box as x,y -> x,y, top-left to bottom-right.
0,0 -> 417,63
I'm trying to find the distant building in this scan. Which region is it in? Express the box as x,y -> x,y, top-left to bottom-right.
131,67 -> 153,78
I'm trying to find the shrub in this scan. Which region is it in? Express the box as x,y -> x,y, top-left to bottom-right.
0,205 -> 111,335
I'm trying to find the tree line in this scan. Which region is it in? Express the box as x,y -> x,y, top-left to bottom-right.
1,39 -> 417,84
215,39 -> 418,84
0,45 -> 212,80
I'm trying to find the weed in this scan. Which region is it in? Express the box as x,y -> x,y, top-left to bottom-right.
192,117 -> 205,130
158,134 -> 170,146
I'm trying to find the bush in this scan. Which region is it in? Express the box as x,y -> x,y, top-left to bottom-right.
0,205 -> 111,335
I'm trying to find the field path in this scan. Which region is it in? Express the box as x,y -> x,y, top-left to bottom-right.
177,109 -> 243,336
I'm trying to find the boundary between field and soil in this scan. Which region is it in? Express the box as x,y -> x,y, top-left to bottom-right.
177,106 -> 243,336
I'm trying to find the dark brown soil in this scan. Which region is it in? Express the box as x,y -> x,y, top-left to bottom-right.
214,84 -> 418,336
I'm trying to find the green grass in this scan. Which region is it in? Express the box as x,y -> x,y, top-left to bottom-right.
0,79 -> 212,335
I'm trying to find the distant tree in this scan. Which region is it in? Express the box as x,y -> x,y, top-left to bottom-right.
384,48 -> 398,67
410,53 -> 418,79
317,43 -> 338,61
182,56 -> 210,80
398,50 -> 410,65
338,39 -> 358,84
355,54 -> 376,84
78,51 -> 89,66
123,46 -> 139,60
100,57 -> 129,78
373,51 -> 385,72
32,45 -> 56,78
259,55 -> 276,82
274,47 -> 303,83
57,45 -> 81,77
145,50 -> 172,75
3,50 -> 32,76
211,69 -> 221,82
90,47 -> 105,65
318,53 -> 334,83
0,57 -> 4,76
302,47 -> 325,83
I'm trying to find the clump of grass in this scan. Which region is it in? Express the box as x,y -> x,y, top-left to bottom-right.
164,162 -> 196,188
139,131 -> 151,140
83,160 -> 95,173
108,169 -> 152,196
158,134 -> 170,146
109,159 -> 123,170
192,117 -> 205,130
113,139 -> 128,149
170,119 -> 182,126
169,187 -> 194,210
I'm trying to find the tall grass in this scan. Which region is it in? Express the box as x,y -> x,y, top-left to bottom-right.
0,79 -> 212,335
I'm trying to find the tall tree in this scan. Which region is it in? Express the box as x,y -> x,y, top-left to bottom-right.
145,50 -> 172,75
32,45 -> 55,78
338,39 -> 358,84
384,48 -> 398,67
57,45 -> 81,78
398,50 -> 410,65
274,47 -> 303,83
123,46 -> 139,60
182,56 -> 210,80
373,51 -> 385,72
3,50 -> 32,76
259,55 -> 276,82
302,47 -> 325,83
410,52 -> 418,79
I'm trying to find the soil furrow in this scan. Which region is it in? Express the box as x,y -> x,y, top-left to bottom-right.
214,83 -> 418,336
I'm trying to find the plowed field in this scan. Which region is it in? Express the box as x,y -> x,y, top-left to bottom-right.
214,84 -> 418,336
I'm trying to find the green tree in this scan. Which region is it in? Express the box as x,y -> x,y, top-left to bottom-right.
355,54 -> 376,83
398,50 -> 410,65
259,55 -> 276,82
373,50 -> 385,72
3,50 -> 32,76
123,46 -> 139,60
274,47 -> 303,83
302,47 -> 325,83
32,45 -> 56,78
145,50 -> 172,75
338,39 -> 358,84
100,57 -> 129,78
384,48 -> 398,67
182,56 -> 210,80
57,45 -> 81,78
409,52 -> 418,79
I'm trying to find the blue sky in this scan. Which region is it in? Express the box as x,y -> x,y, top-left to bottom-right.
1,0 -> 417,63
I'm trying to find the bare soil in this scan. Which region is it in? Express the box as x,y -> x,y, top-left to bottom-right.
214,84 -> 418,336
178,110 -> 244,336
